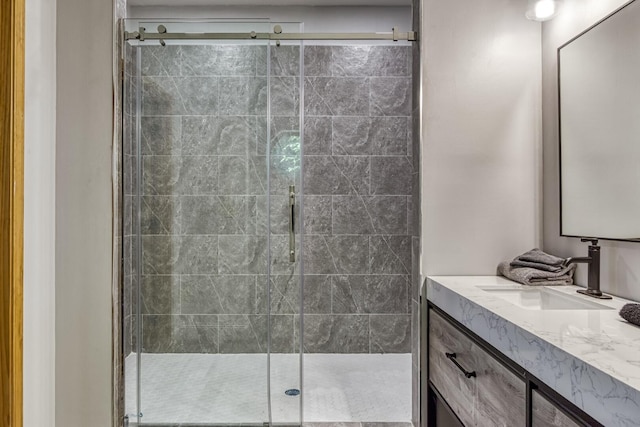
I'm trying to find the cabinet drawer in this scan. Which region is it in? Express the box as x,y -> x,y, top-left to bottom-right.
429,310 -> 526,426
429,310 -> 476,425
532,390 -> 581,427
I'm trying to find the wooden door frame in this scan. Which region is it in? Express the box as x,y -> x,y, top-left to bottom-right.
1,0 -> 25,426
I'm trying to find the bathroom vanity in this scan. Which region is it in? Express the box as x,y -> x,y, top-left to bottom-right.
425,276 -> 640,427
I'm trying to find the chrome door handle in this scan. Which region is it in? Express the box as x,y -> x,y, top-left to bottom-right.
289,185 -> 295,262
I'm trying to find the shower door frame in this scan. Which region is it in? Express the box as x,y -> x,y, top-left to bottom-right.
121,19 -> 306,427
117,19 -> 419,427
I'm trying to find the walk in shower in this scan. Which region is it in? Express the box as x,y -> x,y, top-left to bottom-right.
120,18 -> 417,426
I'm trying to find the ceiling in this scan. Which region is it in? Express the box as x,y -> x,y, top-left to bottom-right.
129,0 -> 410,6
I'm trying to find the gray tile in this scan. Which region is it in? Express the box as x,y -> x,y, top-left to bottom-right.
218,235 -> 267,274
143,155 -> 218,195
142,314 -> 218,353
124,195 -> 133,236
256,45 -> 268,76
219,77 -> 267,115
304,116 -> 332,155
332,117 -> 372,155
181,45 -> 256,76
407,196 -> 413,237
366,195 -> 408,235
303,196 -> 332,235
271,314 -> 296,353
369,236 -> 411,275
305,77 -> 369,116
370,156 -> 412,195
124,315 -> 132,356
141,116 -> 182,155
303,235 -> 369,275
256,195 -> 288,235
123,154 -> 133,195
218,116 -> 258,156
303,315 -> 369,353
140,196 -> 181,235
180,196 -> 255,235
270,116 -> 300,156
182,116 -> 256,156
304,46 -> 331,77
142,76 -> 219,116
331,46 -> 410,77
303,275 -> 332,314
140,275 -> 180,315
303,156 -> 370,195
361,423 -> 413,427
181,275 -> 257,315
249,156 -> 269,195
332,195 -> 407,235
331,196 -> 374,235
181,116 -> 218,156
332,275 -> 409,314
179,196 -> 220,235
142,235 -> 218,275
218,156 -> 250,195
304,423 -> 363,427
271,77 -> 300,117
269,234 -> 298,275
271,45 -> 301,76
140,45 -> 181,77
370,314 -> 411,353
270,155 -> 300,195
218,196 -> 256,235
372,117 -> 410,155
218,314 -> 268,353
370,77 -> 412,116
257,274 -> 301,315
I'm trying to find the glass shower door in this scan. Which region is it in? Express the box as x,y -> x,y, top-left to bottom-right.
264,25 -> 304,426
122,19 -> 303,426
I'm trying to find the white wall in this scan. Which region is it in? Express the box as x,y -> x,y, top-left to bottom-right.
55,0 -> 113,425
542,0 -> 640,301
24,0 -> 56,425
421,0 -> 542,275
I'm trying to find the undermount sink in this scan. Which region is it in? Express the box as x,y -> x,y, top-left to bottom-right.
478,287 -> 615,311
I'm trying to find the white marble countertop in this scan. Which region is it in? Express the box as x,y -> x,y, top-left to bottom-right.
426,275 -> 640,427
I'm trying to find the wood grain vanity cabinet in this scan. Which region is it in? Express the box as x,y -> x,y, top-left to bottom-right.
429,309 -> 526,426
426,305 -> 602,427
532,391 -> 581,427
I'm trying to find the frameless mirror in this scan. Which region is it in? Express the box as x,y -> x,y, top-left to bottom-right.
559,0 -> 640,241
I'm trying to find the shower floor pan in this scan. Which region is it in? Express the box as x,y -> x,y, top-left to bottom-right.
124,353 -> 411,425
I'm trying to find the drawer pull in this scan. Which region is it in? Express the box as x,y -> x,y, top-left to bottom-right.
445,352 -> 476,378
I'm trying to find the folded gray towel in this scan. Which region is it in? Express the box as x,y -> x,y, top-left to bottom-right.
510,259 -> 563,273
510,248 -> 567,272
515,248 -> 566,266
498,261 -> 577,286
620,303 -> 640,327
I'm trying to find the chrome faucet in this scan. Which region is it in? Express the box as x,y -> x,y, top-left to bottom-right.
566,238 -> 612,299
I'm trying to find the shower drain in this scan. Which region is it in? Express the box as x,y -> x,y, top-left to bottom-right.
285,388 -> 300,396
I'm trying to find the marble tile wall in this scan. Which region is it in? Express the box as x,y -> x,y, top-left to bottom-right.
302,45 -> 413,354
124,43 -> 414,355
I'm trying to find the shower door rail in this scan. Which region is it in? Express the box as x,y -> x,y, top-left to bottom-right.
124,26 -> 418,42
